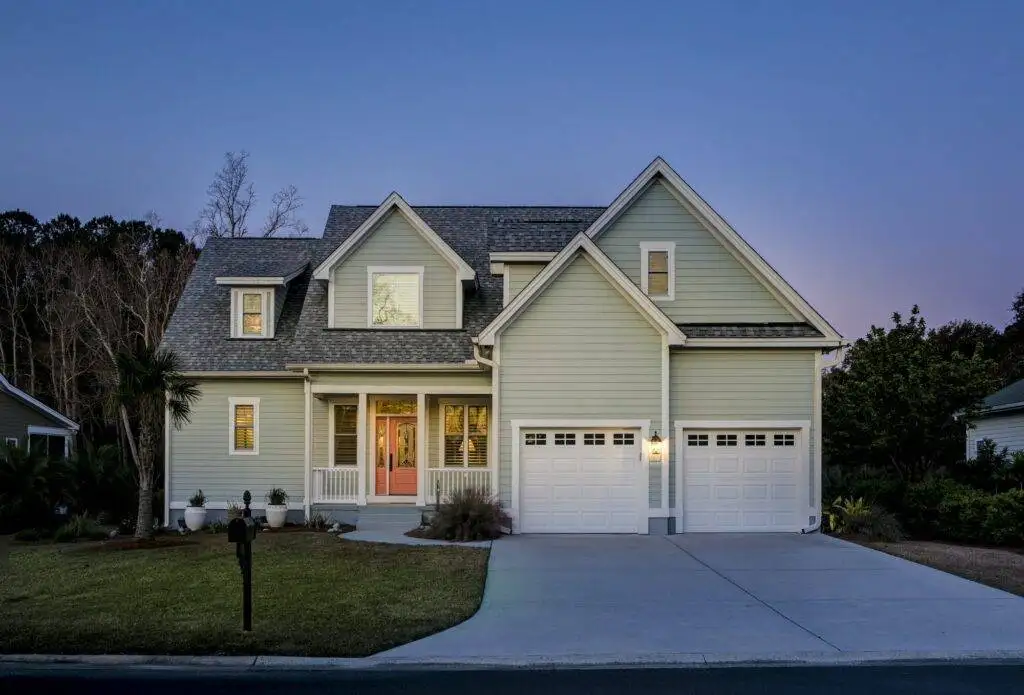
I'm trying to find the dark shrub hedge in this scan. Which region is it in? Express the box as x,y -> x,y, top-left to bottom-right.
904,478 -> 1024,545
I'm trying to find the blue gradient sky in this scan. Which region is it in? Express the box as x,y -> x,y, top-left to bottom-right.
2,1 -> 1022,338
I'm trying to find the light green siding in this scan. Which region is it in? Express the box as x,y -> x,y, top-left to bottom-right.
596,180 -> 795,322
169,379 -> 305,506
506,263 -> 546,303
498,253 -> 664,509
331,210 -> 458,328
311,395 -> 357,469
669,349 -> 817,507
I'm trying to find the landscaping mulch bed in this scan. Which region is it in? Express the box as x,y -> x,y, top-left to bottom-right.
0,530 -> 488,656
865,539 -> 1024,597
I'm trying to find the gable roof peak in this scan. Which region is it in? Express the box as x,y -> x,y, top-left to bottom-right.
312,192 -> 475,281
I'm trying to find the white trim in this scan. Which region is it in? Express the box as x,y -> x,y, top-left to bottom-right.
230,287 -> 275,339
366,265 -> 425,328
490,338 -> 500,498
26,425 -> 74,457
436,398 -> 491,469
660,334 -> 670,513
584,157 -> 842,342
0,374 -> 79,430
227,396 -> 260,456
489,252 -> 557,263
327,275 -> 336,328
164,397 -> 171,526
813,351 -> 823,517
312,192 -> 475,281
356,392 -> 368,505
289,362 -> 482,372
5,436 -> 18,446
510,418 -> 651,535
476,235 -> 686,347
303,377 -> 312,520
455,277 -> 464,330
416,393 -> 426,506
502,271 -> 511,307
182,371 -> 299,379
685,337 -> 845,348
311,384 -> 492,395
215,268 -> 302,286
673,419 -> 812,532
640,241 -> 676,302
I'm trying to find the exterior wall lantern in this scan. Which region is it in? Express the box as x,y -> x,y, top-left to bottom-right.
649,431 -> 664,463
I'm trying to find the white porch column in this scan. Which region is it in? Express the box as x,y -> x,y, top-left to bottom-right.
303,377 -> 312,519
416,392 -> 427,506
356,392 -> 367,506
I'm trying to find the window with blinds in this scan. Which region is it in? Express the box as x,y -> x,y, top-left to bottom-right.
333,404 -> 357,466
443,404 -> 488,467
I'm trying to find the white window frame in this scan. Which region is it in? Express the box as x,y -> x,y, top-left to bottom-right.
328,401 -> 359,467
228,397 -> 260,456
26,425 -> 73,457
639,242 -> 675,301
4,436 -> 17,447
366,265 -> 425,329
437,398 -> 490,468
230,288 -> 275,339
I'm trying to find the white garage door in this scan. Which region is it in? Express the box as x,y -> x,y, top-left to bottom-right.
682,429 -> 804,532
519,428 -> 640,533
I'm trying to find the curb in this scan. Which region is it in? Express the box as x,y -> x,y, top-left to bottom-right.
3,650 -> 1024,670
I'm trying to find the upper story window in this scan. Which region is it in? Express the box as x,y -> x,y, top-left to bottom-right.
368,266 -> 423,328
229,397 -> 259,455
640,242 -> 675,301
231,288 -> 274,338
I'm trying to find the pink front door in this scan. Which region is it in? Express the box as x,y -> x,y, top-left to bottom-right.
375,417 -> 417,496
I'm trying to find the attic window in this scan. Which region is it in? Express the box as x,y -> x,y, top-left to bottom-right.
640,242 -> 675,300
368,266 -> 423,328
231,288 -> 274,339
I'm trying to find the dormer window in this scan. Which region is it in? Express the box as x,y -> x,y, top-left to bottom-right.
368,266 -> 423,328
640,242 -> 675,301
230,288 -> 274,338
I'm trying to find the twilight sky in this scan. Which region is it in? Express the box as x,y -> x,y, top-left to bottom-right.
1,1 -> 1022,339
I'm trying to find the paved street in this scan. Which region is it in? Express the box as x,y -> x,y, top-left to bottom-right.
383,533 -> 1024,659
3,663 -> 1024,695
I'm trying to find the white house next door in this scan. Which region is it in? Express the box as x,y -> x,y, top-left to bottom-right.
518,428 -> 641,533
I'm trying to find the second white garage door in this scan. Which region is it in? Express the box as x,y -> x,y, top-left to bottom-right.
682,429 -> 805,532
519,428 -> 641,533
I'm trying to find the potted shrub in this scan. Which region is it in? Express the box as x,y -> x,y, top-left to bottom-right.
265,487 -> 288,528
184,489 -> 207,531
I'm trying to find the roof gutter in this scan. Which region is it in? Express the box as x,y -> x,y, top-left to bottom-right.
284,362 -> 482,373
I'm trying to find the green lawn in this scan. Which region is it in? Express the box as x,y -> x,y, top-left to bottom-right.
0,532 -> 489,656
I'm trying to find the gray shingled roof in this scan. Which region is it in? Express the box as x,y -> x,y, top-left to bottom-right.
162,204 -> 820,371
679,323 -> 822,339
981,378 -> 1024,413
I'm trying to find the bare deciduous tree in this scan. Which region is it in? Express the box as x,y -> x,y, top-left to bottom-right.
194,151 -> 308,240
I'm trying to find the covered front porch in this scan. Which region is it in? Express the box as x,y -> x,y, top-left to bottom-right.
304,371 -> 494,510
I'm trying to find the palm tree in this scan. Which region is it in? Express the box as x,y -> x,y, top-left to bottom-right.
115,345 -> 199,538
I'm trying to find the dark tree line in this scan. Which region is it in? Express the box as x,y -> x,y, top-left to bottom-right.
824,292 -> 1024,479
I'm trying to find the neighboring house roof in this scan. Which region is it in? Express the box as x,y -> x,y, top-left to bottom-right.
161,160 -> 838,372
978,378 -> 1024,417
0,374 -> 79,431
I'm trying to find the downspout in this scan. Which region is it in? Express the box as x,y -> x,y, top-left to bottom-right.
802,342 -> 848,535
472,341 -> 495,369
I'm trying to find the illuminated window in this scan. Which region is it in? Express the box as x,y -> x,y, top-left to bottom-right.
229,397 -> 259,454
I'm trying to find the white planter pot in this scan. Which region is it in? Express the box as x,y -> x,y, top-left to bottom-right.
266,505 -> 288,528
184,506 -> 206,531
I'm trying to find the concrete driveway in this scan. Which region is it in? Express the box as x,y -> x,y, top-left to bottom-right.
382,533 -> 1024,660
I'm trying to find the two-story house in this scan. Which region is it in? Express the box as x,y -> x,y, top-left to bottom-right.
161,157 -> 843,534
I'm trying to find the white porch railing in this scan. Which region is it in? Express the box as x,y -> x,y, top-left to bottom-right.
312,467 -> 359,503
425,468 -> 493,504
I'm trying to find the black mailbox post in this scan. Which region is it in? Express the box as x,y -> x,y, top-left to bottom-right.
227,490 -> 256,631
